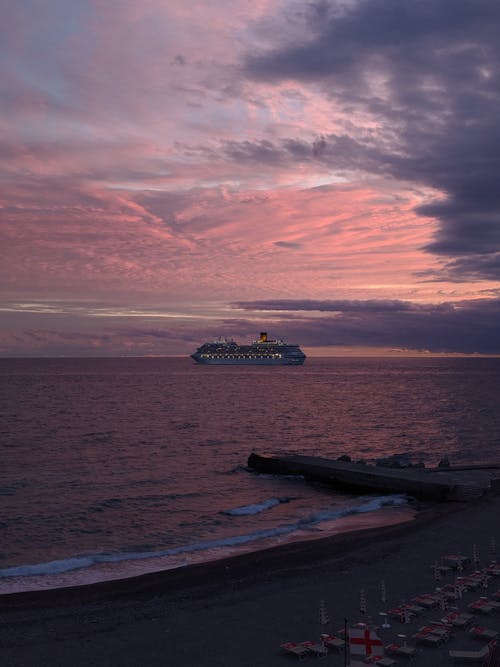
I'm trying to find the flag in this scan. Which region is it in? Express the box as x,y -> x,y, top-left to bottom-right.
487,639 -> 500,667
348,625 -> 384,658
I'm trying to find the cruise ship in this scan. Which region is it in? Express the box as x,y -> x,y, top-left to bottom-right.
191,332 -> 306,365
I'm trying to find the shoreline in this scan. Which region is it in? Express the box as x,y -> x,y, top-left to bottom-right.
2,495 -> 500,666
0,500 -> 446,610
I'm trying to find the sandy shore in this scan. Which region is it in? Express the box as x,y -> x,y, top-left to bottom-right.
1,495 -> 500,666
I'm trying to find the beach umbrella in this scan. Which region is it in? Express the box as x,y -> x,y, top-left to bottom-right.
473,544 -> 480,567
380,580 -> 387,604
454,580 -> 464,599
319,599 -> 330,636
360,589 -> 367,614
437,588 -> 447,611
490,537 -> 497,558
402,607 -> 412,624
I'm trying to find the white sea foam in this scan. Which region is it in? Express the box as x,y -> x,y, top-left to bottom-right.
223,497 -> 287,515
0,494 -> 409,584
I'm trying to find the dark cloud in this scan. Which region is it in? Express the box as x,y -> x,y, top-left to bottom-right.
244,0 -> 500,280
274,241 -> 302,249
233,297 -> 500,354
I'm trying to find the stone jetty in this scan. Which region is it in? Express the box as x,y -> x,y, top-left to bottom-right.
248,452 -> 500,501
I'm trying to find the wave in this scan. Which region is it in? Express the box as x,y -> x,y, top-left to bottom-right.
223,497 -> 291,515
0,494 -> 409,582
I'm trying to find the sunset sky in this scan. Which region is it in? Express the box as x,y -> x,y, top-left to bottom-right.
2,0 -> 500,356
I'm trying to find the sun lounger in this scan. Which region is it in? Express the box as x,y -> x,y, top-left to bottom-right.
388,607 -> 414,622
403,603 -> 424,614
418,624 -> 450,641
320,633 -> 345,650
469,625 -> 498,641
363,656 -> 396,666
441,611 -> 474,628
412,594 -> 439,608
414,631 -> 443,646
469,599 -> 494,614
444,554 -> 471,569
301,641 -> 328,658
458,574 -> 484,589
385,642 -> 417,658
449,644 -> 490,662
486,599 -> 500,610
280,642 -> 309,660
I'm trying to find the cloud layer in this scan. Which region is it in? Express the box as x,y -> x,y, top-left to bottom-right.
1,0 -> 499,354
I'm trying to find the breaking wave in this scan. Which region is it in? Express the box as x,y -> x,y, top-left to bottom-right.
0,494 -> 409,583
223,497 -> 291,515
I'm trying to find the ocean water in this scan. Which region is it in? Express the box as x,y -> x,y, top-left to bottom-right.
1,356 -> 499,594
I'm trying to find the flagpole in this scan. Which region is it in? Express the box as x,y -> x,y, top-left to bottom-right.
344,617 -> 348,667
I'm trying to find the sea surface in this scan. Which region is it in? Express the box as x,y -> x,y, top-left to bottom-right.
1,356 -> 500,594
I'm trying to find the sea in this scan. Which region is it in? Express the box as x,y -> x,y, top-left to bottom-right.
1,356 -> 500,595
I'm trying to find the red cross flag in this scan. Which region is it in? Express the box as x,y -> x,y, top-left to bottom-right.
348,625 -> 384,658
487,639 -> 500,667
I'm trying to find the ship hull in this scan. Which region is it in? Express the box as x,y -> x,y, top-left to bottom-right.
191,355 -> 305,365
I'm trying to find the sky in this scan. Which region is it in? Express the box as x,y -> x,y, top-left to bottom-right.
1,0 -> 500,356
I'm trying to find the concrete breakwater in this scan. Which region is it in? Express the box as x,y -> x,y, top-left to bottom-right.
248,452 -> 500,501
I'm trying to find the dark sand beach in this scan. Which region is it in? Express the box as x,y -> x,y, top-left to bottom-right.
1,495 -> 500,666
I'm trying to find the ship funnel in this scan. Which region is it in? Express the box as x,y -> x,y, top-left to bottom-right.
259,331 -> 268,342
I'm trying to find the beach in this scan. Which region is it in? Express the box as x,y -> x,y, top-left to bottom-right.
1,494 -> 499,666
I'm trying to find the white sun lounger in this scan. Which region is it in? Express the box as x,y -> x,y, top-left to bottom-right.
320,633 -> 345,650
469,625 -> 498,641
385,642 -> 417,658
449,644 -> 490,662
301,640 -> 328,658
280,642 -> 309,660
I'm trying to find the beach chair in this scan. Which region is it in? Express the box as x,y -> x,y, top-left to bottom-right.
449,644 -> 490,663
385,642 -> 417,658
413,630 -> 443,646
433,563 -> 452,576
301,641 -> 328,658
444,554 -> 471,570
418,624 -> 451,642
403,603 -> 425,615
469,599 -> 494,614
280,642 -> 309,660
363,656 -> 396,666
412,594 -> 439,608
388,607 -> 413,623
441,611 -> 474,628
469,625 -> 498,641
486,598 -> 500,610
459,575 -> 481,590
320,633 -> 345,651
